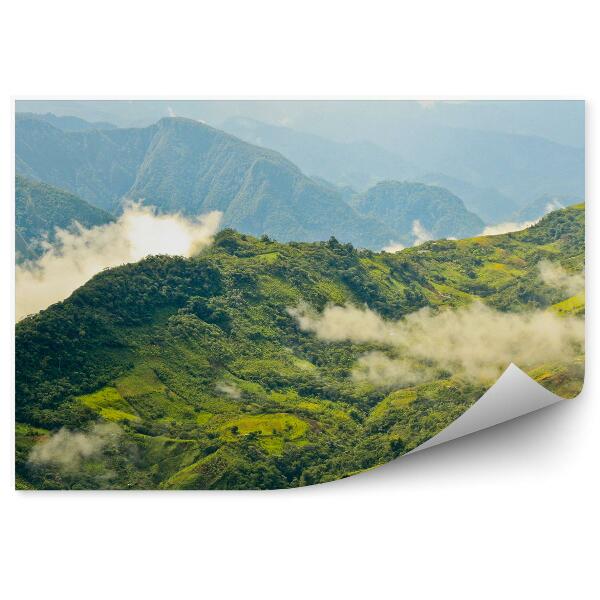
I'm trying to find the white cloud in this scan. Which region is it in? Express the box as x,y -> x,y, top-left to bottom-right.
538,260 -> 584,296
480,219 -> 538,236
16,204 -> 222,320
412,220 -> 433,246
216,381 -> 242,400
481,200 -> 564,237
290,301 -> 584,386
382,241 -> 406,253
545,198 -> 565,213
29,423 -> 122,472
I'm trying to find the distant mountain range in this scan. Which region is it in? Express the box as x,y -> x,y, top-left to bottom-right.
221,116 -> 582,224
222,116 -> 417,192
16,175 -> 113,261
382,124 -> 584,203
16,112 -> 117,132
15,115 -> 489,249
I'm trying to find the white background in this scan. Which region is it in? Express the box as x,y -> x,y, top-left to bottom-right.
0,1 -> 597,598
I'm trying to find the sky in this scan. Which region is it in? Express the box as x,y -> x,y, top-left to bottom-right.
15,99 -> 585,148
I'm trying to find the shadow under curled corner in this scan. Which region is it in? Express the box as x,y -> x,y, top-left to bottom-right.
315,363 -> 573,491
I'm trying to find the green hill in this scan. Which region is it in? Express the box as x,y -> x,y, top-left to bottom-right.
417,172 -> 519,224
16,175 -> 113,261
352,181 -> 485,244
15,204 -> 584,490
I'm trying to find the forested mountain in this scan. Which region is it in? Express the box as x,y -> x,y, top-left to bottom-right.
222,116 -> 417,191
16,175 -> 113,260
352,181 -> 485,244
15,204 -> 584,489
15,116 -> 154,209
15,116 -> 397,248
16,112 -> 117,131
417,172 -> 519,224
16,102 -> 584,212
222,117 -> 528,224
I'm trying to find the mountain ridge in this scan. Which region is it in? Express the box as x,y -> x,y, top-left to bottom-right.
16,116 -> 489,249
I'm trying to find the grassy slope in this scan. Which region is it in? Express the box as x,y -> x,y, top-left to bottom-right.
15,205 -> 584,490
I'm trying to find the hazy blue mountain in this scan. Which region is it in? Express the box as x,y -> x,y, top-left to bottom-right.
125,118 -> 396,246
15,116 -> 157,211
512,194 -> 582,222
222,116 -> 417,191
352,181 -> 484,245
16,112 -> 116,132
380,125 -> 584,203
310,177 -> 357,204
16,175 -> 113,260
416,172 -> 518,224
15,116 -> 397,248
220,116 -> 580,224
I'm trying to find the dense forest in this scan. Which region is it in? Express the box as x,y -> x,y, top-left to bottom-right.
15,204 -> 584,489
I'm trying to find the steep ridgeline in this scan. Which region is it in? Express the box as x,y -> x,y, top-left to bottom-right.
17,116 -> 498,249
16,205 -> 584,490
417,172 -> 519,224
16,115 -> 394,249
352,181 -> 485,245
222,117 -> 520,225
16,175 -> 113,261
222,116 -> 418,191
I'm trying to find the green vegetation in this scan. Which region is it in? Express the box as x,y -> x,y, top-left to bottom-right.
15,205 -> 584,489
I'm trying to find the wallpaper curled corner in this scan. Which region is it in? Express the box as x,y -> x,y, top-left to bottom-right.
409,363 -> 565,455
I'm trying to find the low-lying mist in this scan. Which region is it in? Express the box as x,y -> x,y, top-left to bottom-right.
289,301 -> 584,387
28,423 -> 122,472
539,260 -> 584,296
16,204 -> 222,320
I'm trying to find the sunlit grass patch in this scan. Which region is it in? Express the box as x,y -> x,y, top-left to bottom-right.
258,275 -> 299,302
115,364 -> 165,398
371,389 -> 418,420
160,448 -> 234,490
196,412 -> 213,425
221,413 -> 308,442
314,279 -> 348,304
527,358 -> 584,399
78,387 -> 139,422
551,293 -> 585,315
